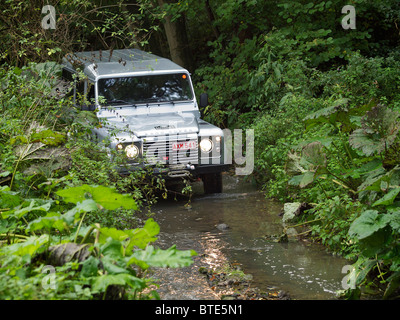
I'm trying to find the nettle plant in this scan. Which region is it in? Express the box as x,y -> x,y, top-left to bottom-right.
286,99 -> 400,298
0,184 -> 196,299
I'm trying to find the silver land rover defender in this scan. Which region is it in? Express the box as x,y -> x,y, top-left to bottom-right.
61,49 -> 229,193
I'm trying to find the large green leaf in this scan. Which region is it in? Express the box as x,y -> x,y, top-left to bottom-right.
348,210 -> 393,256
80,256 -> 99,278
27,212 -> 66,232
287,142 -> 327,188
349,129 -> 383,156
0,235 -> 49,257
100,239 -> 124,260
27,201 -> 97,232
62,199 -> 99,224
348,210 -> 389,240
386,209 -> 400,233
127,245 -> 197,270
300,141 -> 327,171
352,209 -> 400,258
372,187 -> 400,207
0,186 -> 21,210
98,227 -> 130,244
303,98 -> 349,130
56,185 -> 137,210
349,104 -> 400,156
357,166 -> 387,192
125,218 -> 160,251
101,256 -> 130,275
3,199 -> 53,219
91,273 -> 145,293
288,171 -> 315,188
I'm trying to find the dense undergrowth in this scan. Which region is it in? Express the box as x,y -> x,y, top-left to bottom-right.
251,51 -> 400,300
0,63 -> 196,300
194,31 -> 400,299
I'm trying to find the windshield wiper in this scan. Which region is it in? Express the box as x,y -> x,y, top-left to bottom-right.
156,100 -> 193,105
105,99 -> 137,108
156,100 -> 175,106
109,99 -> 131,105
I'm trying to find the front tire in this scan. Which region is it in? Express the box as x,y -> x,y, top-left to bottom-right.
202,172 -> 222,194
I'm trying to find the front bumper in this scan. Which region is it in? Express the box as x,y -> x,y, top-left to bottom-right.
118,162 -> 230,178
192,164 -> 230,175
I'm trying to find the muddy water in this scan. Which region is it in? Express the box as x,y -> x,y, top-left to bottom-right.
153,175 -> 348,300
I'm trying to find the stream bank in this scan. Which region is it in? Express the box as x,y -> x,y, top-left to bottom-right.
147,174 -> 348,300
148,234 -> 290,300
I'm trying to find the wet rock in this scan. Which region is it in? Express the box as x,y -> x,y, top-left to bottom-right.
199,265 -> 290,300
278,290 -> 290,300
285,227 -> 298,238
263,233 -> 288,243
47,243 -> 90,266
216,223 -> 229,231
282,202 -> 302,222
282,202 -> 312,222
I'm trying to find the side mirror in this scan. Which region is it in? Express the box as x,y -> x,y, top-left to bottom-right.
199,93 -> 209,109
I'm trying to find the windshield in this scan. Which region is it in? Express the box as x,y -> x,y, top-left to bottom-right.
98,73 -> 193,105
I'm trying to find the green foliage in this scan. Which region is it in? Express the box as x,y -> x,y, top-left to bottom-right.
251,94 -> 322,200
275,1 -> 367,67
0,0 -> 161,66
308,195 -> 363,257
56,184 -> 138,211
3,0 -> 400,301
244,29 -> 400,298
349,104 -> 400,157
188,0 -> 400,299
281,98 -> 400,298
0,60 -> 190,300
189,0 -> 400,300
128,245 -> 196,270
287,141 -> 328,188
0,184 -> 196,300
191,0 -> 400,128
0,63 -> 74,194
194,36 -> 259,127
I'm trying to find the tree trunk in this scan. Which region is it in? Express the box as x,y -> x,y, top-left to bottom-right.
204,0 -> 220,39
157,0 -> 192,71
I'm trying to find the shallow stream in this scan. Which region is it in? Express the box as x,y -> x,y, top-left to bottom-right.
153,175 -> 348,300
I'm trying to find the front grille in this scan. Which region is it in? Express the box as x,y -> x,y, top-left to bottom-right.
143,133 -> 198,165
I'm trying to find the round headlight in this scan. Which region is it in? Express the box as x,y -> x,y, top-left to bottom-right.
125,144 -> 139,158
199,138 -> 213,153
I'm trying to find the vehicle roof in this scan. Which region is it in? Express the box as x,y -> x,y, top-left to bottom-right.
62,48 -> 186,80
